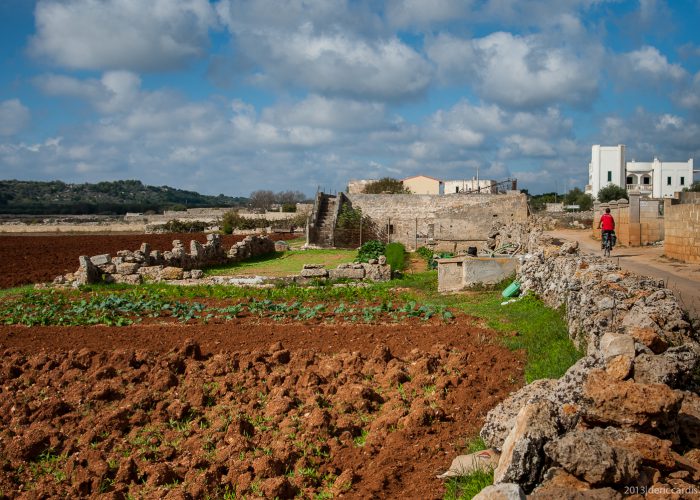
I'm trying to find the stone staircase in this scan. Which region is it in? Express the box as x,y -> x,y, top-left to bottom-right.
314,195 -> 338,247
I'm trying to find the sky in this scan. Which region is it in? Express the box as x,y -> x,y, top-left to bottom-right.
0,0 -> 699,197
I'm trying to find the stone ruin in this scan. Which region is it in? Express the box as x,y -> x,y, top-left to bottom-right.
54,234 -> 275,286
298,256 -> 391,282
52,234 -> 392,287
470,225 -> 700,498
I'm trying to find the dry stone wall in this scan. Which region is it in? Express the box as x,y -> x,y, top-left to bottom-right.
665,198 -> 700,264
346,192 -> 528,252
472,225 -> 700,497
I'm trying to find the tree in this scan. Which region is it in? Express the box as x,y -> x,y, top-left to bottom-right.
275,190 -> 307,204
597,184 -> 628,203
683,181 -> 700,192
249,190 -> 276,211
563,187 -> 593,211
362,178 -> 411,194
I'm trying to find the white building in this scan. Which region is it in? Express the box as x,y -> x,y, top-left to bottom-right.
586,145 -> 695,199
444,179 -> 498,194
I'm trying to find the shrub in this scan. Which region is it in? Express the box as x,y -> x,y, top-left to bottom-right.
161,219 -> 209,233
385,242 -> 406,271
415,246 -> 433,261
362,178 -> 411,194
356,240 -> 385,263
597,184 -> 628,202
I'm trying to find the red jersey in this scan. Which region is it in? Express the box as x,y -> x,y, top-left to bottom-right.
600,213 -> 615,231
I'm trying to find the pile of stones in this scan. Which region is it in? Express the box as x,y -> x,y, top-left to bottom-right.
472,231 -> 700,498
298,256 -> 391,282
54,235 -> 274,286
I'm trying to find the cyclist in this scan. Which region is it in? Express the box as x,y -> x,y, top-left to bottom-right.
597,208 -> 616,250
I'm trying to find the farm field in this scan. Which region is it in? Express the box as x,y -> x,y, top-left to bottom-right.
0,281 -> 527,499
0,232 -> 296,289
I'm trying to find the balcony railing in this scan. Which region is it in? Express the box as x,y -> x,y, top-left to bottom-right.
626,184 -> 653,191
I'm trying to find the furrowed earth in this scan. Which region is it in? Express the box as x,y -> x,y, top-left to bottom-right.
0,233 -> 296,289
0,233 -> 526,498
0,313 -> 523,499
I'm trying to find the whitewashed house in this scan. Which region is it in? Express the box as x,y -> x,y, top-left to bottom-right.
586,145 -> 695,199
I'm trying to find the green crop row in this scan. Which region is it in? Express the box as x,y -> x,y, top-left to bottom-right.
0,289 -> 452,327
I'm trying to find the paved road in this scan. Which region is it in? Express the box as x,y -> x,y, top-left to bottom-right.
546,229 -> 700,320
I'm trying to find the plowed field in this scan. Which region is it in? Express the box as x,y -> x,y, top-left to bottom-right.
0,233 -> 295,288
0,317 -> 523,499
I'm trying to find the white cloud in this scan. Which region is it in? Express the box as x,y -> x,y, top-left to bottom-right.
29,0 -> 216,71
386,0 -> 473,28
677,72 -> 700,110
427,32 -> 600,108
619,46 -> 687,82
236,24 -> 432,101
34,71 -> 141,113
0,99 -> 31,136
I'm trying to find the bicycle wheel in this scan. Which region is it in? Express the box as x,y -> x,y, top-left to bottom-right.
604,242 -> 611,257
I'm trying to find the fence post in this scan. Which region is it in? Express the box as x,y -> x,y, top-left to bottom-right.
359,217 -> 363,247
414,218 -> 418,250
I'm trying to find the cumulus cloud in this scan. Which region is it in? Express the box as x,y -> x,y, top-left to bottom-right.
234,24 -> 432,101
386,0 -> 473,28
29,0 -> 216,71
0,99 -> 31,136
427,32 -> 600,108
616,46 -> 687,83
677,72 -> 700,110
34,71 -> 141,113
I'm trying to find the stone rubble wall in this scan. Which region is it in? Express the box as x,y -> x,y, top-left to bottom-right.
473,225 -> 700,498
56,235 -> 274,286
298,256 -> 391,282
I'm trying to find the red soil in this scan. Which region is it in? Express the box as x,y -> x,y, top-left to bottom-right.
0,232 -> 296,289
0,318 -> 524,499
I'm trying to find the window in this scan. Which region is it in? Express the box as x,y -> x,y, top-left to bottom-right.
626,176 -> 633,184
681,177 -> 685,186
667,176 -> 672,186
643,176 -> 650,185
607,171 -> 612,182
456,186 -> 459,193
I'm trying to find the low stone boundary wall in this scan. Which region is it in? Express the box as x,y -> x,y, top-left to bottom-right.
298,257 -> 391,282
56,235 -> 274,286
470,229 -> 700,498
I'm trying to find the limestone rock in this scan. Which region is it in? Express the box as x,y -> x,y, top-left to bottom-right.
190,269 -> 204,279
116,262 -> 140,275
679,392 -> 700,448
481,379 -> 558,451
378,255 -> 387,265
598,427 -> 675,470
544,428 -> 641,486
494,400 -> 560,491
112,274 -> 142,285
628,327 -> 669,354
160,267 -> 184,280
138,265 -> 163,280
329,268 -> 365,280
76,255 -> 102,285
599,333 -> 635,360
633,346 -> 700,389
437,449 -> 500,478
583,370 -> 683,436
300,267 -> 328,278
605,355 -> 633,381
473,483 -> 525,500
90,254 -> 111,266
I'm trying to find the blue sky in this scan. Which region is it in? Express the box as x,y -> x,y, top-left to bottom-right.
1,0 -> 699,197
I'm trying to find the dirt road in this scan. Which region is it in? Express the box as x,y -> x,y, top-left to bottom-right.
546,228 -> 700,320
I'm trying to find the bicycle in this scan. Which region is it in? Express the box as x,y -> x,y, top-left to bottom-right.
602,231 -> 614,257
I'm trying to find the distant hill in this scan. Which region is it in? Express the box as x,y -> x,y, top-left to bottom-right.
0,180 -> 249,215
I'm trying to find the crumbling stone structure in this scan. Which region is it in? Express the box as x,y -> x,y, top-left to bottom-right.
56,235 -> 274,286
466,226 -> 700,497
298,256 -> 391,282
